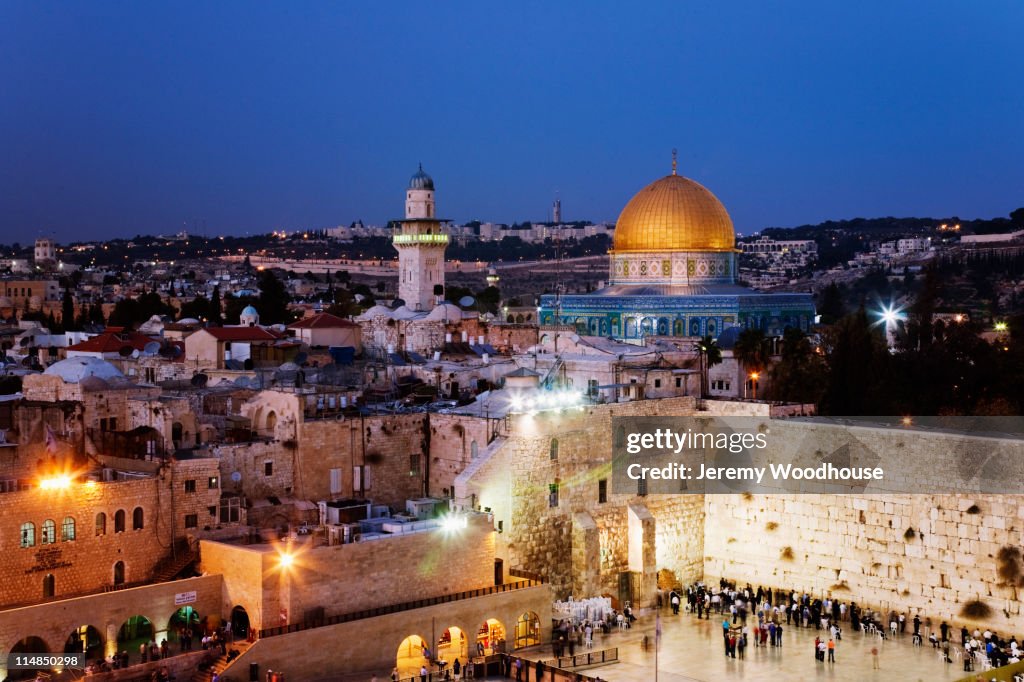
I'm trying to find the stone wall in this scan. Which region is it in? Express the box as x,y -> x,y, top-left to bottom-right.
0,457 -> 222,609
0,574 -> 222,679
428,413 -> 493,497
201,514 -> 497,632
458,396 -> 705,605
216,583 -> 552,682
703,420 -> 1024,633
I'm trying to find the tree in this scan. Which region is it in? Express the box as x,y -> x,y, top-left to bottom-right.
1011,207 -> 1024,228
209,286 -> 223,326
817,283 -> 845,325
820,306 -> 891,415
256,270 -> 292,324
733,328 -> 770,376
768,327 -> 825,404
61,289 -> 75,331
692,335 -> 723,398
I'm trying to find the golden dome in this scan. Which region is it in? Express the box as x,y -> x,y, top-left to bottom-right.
612,173 -> 735,252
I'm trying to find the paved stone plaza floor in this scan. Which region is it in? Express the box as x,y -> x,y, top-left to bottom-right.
509,609 -> 969,682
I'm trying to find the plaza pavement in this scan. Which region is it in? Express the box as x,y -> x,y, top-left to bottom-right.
508,607 -> 970,682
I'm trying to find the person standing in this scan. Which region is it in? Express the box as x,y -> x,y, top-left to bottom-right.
453,658 -> 461,680
827,638 -> 835,663
419,665 -> 428,682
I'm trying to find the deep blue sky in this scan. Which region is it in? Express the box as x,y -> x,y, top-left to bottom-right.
2,2 -> 1022,242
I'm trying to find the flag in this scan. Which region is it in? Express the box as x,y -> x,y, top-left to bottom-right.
45,424 -> 58,454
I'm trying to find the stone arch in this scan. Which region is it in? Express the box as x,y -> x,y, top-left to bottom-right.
265,411 -> 277,434
436,625 -> 468,662
95,512 -> 106,536
133,506 -> 144,530
230,605 -> 250,640
166,606 -> 201,643
9,635 -> 50,680
395,634 -> 429,678
116,615 -> 153,653
113,560 -> 125,585
514,611 -> 541,649
477,618 -> 507,656
64,624 -> 104,660
114,509 -> 126,533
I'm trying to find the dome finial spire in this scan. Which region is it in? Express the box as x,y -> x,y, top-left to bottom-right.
671,148 -> 678,176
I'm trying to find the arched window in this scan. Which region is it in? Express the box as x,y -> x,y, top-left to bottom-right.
41,519 -> 56,545
113,561 -> 125,586
43,574 -> 55,598
95,512 -> 106,536
61,516 -> 76,542
20,522 -> 35,548
550,438 -> 559,461
114,510 -> 126,533
132,507 -> 144,530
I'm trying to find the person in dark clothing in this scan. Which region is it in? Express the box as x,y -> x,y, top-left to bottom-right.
535,659 -> 545,682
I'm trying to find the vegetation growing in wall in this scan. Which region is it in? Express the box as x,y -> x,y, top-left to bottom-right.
997,546 -> 1024,600
780,546 -> 795,561
904,527 -> 916,541
961,600 -> 993,620
967,504 -> 981,514
765,521 -> 779,531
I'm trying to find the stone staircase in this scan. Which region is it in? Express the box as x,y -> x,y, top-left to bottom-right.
190,641 -> 251,682
153,547 -> 199,583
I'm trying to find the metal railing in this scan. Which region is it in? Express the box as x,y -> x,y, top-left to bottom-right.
543,647 -> 618,669
258,579 -> 543,639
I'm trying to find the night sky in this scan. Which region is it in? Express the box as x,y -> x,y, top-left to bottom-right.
2,2 -> 1022,242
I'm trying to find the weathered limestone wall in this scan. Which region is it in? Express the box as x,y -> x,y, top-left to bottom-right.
0,574 -> 222,678
201,515 -> 497,632
460,397 -> 704,604
0,458 -> 221,608
428,413 -> 492,497
296,414 -> 427,509
216,584 -> 553,682
704,420 -> 1024,632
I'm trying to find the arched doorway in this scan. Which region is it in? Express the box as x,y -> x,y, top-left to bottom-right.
64,625 -> 103,660
265,411 -> 277,434
116,615 -> 153,658
515,612 -> 541,649
231,606 -> 250,640
437,626 -> 467,662
9,636 -> 49,680
113,560 -> 125,585
167,606 -> 201,644
395,634 -> 428,678
477,618 -> 506,656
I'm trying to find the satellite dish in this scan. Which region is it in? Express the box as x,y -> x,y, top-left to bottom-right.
458,296 -> 475,308
143,341 -> 161,356
190,373 -> 209,388
119,345 -> 134,357
230,471 -> 242,482
131,349 -> 141,359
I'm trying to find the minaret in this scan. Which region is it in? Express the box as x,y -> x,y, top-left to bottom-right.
393,164 -> 448,311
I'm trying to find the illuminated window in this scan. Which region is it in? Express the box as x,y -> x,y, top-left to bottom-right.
61,516 -> 76,542
114,509 -> 125,533
20,522 -> 35,548
41,519 -> 56,544
95,512 -> 106,536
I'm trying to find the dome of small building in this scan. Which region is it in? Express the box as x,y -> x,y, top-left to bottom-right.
44,357 -> 125,383
426,302 -> 464,322
408,163 -> 435,191
357,304 -> 393,320
240,305 -> 260,327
